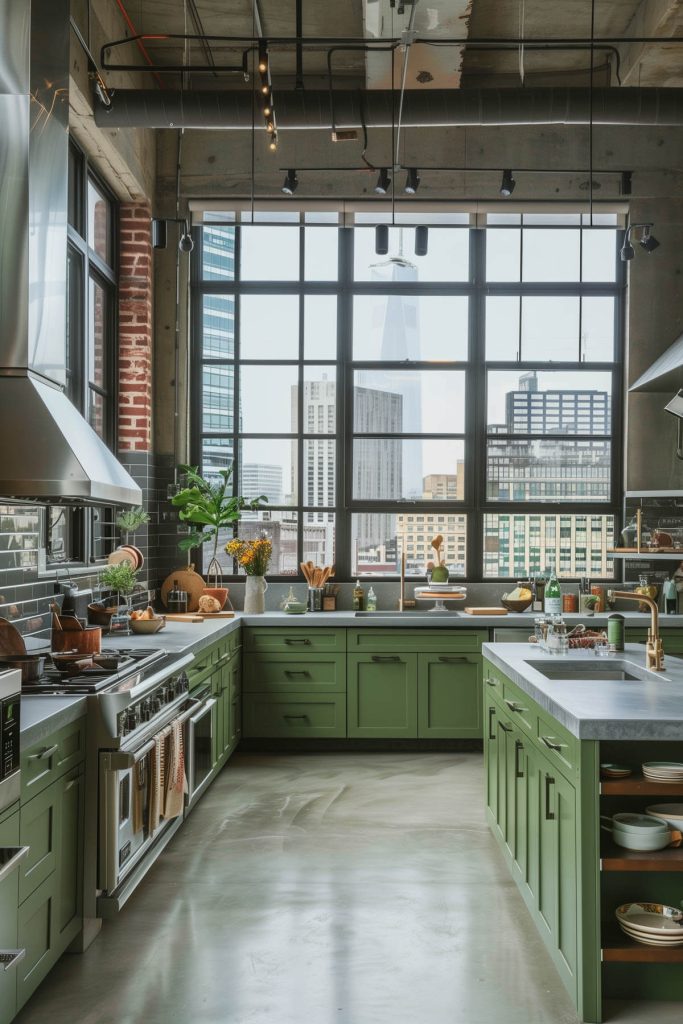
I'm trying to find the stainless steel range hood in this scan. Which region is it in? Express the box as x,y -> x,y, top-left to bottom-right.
629,332 -> 683,394
0,0 -> 141,507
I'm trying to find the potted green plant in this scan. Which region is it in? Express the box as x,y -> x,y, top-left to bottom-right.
100,563 -> 139,634
171,464 -> 267,596
115,506 -> 150,546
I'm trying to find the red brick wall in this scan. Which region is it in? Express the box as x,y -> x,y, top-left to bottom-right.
119,201 -> 153,451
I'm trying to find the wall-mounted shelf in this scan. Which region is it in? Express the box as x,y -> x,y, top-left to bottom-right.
600,775 -> 683,796
600,841 -> 683,872
602,932 -> 683,963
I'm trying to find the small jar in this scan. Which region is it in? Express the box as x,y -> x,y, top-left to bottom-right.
562,593 -> 578,613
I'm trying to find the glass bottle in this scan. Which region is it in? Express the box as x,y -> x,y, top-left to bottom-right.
366,587 -> 377,612
533,571 -> 546,612
544,567 -> 562,615
353,580 -> 365,612
168,579 -> 188,614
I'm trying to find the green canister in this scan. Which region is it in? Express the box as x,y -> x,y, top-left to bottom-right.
607,613 -> 625,652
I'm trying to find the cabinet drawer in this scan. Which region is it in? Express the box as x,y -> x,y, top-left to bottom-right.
19,780 -> 60,904
243,694 -> 346,738
16,870 -> 58,1011
243,654 -> 346,694
0,811 -> 20,950
536,712 -> 578,780
417,653 -> 481,739
348,630 -> 485,653
244,627 -> 345,654
483,659 -> 505,696
501,680 -> 536,737
21,717 -> 85,802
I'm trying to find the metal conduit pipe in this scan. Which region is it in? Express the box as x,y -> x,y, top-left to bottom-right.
95,86 -> 683,129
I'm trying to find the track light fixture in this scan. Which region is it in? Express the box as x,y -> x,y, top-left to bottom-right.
375,225 -> 389,255
500,169 -> 515,197
151,217 -> 193,254
639,225 -> 660,252
415,225 -> 428,257
620,223 -> 661,262
281,169 -> 298,195
404,168 -> 420,194
374,168 -> 391,195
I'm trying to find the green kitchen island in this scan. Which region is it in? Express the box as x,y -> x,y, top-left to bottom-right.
482,642 -> 683,1023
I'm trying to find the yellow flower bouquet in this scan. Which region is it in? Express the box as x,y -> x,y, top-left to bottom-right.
225,535 -> 272,576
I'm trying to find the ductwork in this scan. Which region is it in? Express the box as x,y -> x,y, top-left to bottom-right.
0,0 -> 141,507
95,86 -> 683,130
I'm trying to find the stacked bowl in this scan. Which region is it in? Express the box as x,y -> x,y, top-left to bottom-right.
616,903 -> 683,947
602,812 -> 672,851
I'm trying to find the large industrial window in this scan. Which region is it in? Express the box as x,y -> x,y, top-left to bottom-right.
45,143 -> 117,566
192,211 -> 622,581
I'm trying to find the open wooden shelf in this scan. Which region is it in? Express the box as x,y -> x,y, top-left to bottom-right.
600,775 -> 683,796
601,840 -> 683,872
602,928 -> 683,962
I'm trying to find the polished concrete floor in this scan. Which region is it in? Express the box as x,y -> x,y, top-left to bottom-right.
15,752 -> 682,1024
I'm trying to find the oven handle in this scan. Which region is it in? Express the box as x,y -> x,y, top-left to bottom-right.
106,699 -> 203,770
189,697 -> 217,726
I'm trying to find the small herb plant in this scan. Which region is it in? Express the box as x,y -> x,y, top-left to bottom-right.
101,563 -> 138,597
172,464 -> 266,585
116,506 -> 150,544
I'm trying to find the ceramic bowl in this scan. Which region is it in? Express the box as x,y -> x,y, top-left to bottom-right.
612,828 -> 671,851
501,597 -> 533,613
646,804 -> 683,830
616,903 -> 683,935
284,604 -> 307,615
130,616 -> 166,634
612,812 -> 670,835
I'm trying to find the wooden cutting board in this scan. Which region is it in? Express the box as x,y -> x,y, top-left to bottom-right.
464,607 -> 508,615
0,617 -> 27,656
165,611 -> 235,622
160,565 -> 206,612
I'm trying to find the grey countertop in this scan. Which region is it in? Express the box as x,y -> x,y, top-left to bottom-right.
20,609 -> 683,748
482,642 -> 683,741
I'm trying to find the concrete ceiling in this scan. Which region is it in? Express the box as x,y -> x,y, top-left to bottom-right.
99,0 -> 683,88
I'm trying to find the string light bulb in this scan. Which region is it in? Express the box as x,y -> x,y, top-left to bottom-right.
269,133 -> 278,151
258,40 -> 268,74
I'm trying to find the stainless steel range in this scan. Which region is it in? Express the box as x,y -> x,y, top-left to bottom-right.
43,645 -> 220,940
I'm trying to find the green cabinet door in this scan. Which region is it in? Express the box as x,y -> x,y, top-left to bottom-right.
210,666 -> 224,767
0,810 -> 20,1024
19,781 -> 60,903
417,654 -> 481,738
347,653 -> 417,738
536,758 -> 557,944
226,655 -> 241,755
16,870 -> 59,1010
497,717 -> 512,847
56,768 -> 84,953
554,770 -> 578,993
511,731 -> 528,889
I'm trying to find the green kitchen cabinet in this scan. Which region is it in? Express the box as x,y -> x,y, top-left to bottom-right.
243,692 -> 346,738
0,809 -> 21,1024
484,701 -> 499,825
417,653 -> 481,738
210,664 -> 224,768
56,768 -> 85,952
18,781 -> 60,904
16,871 -> 59,1010
225,652 -> 242,755
347,653 -> 418,738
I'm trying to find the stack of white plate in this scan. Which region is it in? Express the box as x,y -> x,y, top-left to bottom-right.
616,903 -> 683,947
642,762 -> 683,783
424,583 -> 465,593
646,804 -> 683,830
600,763 -> 632,780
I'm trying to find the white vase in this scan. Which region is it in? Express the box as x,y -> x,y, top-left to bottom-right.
244,575 -> 268,614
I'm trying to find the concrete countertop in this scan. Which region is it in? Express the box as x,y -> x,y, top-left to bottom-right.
482,641 -> 683,741
21,695 -> 87,749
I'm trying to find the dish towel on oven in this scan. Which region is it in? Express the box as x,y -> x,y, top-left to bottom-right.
164,718 -> 188,820
149,725 -> 171,833
133,758 -> 146,834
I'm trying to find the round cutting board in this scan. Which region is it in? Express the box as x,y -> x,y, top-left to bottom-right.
160,565 -> 206,612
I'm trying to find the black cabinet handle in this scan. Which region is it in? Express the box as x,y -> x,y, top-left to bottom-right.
485,677 -> 498,687
284,670 -> 311,678
541,735 -> 563,753
515,739 -> 524,779
488,706 -> 496,740
284,638 -> 311,645
545,773 -> 556,821
438,656 -> 468,663
498,721 -> 512,733
371,655 -> 401,663
283,714 -> 308,720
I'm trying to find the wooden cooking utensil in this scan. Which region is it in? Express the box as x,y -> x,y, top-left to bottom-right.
0,617 -> 27,657
58,614 -> 84,631
50,603 -> 63,631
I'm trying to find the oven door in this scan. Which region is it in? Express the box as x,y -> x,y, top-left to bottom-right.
186,695 -> 218,810
98,742 -> 154,896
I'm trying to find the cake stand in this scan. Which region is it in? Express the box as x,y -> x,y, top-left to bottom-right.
414,588 -> 467,614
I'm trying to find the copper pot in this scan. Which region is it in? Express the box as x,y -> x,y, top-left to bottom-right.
0,654 -> 46,684
51,625 -> 102,656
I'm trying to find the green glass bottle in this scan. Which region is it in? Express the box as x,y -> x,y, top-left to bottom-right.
544,567 -> 562,615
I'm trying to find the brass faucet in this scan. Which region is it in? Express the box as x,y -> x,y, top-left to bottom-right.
398,551 -> 416,612
613,591 -> 665,671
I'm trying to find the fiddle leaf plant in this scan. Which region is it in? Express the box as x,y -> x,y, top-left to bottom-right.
171,464 -> 267,585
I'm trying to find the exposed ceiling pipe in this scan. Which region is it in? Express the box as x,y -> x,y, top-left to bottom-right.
95,86 -> 683,129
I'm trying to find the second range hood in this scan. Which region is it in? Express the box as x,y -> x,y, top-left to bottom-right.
0,0 -> 141,508
629,332 -> 683,394
0,375 -> 142,506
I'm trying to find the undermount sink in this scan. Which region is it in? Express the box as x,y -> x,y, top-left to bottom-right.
354,611 -> 431,618
525,659 -> 665,682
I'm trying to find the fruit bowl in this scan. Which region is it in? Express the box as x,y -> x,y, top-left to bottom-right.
130,616 -> 166,634
501,597 -> 533,613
